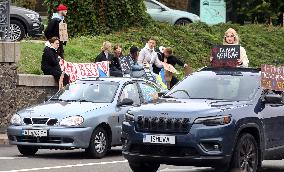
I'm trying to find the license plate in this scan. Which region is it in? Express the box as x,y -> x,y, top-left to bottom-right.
143,135 -> 175,144
22,129 -> 48,137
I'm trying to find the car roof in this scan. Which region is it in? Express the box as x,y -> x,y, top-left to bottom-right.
198,67 -> 261,76
78,77 -> 146,83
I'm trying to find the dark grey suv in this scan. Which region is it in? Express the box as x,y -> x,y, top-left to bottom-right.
8,5 -> 44,41
122,67 -> 284,172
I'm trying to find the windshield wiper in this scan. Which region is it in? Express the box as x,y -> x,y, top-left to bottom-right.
167,90 -> 191,98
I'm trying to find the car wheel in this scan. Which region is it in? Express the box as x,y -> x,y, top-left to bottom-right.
175,19 -> 192,25
128,161 -> 160,172
17,145 -> 38,156
86,127 -> 109,158
230,133 -> 259,172
6,20 -> 25,41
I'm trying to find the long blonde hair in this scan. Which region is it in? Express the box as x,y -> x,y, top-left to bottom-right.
223,28 -> 240,45
101,41 -> 112,51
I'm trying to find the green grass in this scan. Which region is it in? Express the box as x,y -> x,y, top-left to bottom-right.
19,22 -> 284,75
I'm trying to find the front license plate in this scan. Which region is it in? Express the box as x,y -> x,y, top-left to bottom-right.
143,135 -> 175,144
22,129 -> 48,137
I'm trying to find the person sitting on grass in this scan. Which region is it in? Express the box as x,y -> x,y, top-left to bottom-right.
41,37 -> 69,90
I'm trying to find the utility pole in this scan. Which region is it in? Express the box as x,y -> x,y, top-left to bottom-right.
0,0 -> 10,41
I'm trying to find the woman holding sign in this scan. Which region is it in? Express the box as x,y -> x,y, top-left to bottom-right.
163,47 -> 188,88
223,28 -> 249,67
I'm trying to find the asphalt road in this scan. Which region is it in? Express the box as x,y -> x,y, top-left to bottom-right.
1,145 -> 284,172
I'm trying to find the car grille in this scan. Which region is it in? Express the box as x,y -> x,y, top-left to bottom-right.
23,118 -> 58,126
15,136 -> 74,144
130,144 -> 198,157
135,116 -> 190,133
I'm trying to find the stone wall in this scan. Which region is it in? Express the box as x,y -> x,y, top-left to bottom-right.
0,63 -> 17,132
159,0 -> 189,11
0,72 -> 57,132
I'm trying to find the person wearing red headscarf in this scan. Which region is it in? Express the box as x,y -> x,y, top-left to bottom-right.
44,4 -> 68,59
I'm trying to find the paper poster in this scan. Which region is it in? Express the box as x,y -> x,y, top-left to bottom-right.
59,21 -> 68,42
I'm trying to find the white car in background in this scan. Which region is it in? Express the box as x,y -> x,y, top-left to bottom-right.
144,0 -> 200,25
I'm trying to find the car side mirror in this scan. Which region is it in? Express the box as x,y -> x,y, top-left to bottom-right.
117,98 -> 134,106
264,94 -> 283,104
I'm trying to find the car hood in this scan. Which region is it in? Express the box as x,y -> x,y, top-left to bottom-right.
11,5 -> 38,15
17,101 -> 111,119
130,99 -> 250,119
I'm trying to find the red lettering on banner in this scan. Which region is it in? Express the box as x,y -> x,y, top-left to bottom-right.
78,64 -> 87,76
84,64 -> 94,76
91,63 -> 99,76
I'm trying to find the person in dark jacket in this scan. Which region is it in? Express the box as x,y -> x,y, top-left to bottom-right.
95,41 -> 123,77
44,4 -> 68,59
163,47 -> 188,88
153,46 -> 165,74
41,37 -> 69,89
112,45 -> 123,71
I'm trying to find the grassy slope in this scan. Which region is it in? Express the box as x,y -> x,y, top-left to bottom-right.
19,23 -> 284,74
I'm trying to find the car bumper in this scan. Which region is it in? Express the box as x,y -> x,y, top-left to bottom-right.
28,22 -> 44,37
7,126 -> 93,149
122,121 -> 235,167
123,151 -> 231,167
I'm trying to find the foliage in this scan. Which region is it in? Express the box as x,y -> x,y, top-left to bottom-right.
18,23 -> 284,75
226,0 -> 284,24
43,0 -> 151,37
11,0 -> 37,10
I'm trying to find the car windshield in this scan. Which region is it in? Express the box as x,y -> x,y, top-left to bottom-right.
51,82 -> 119,103
166,72 -> 260,101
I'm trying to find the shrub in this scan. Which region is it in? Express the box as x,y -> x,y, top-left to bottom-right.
44,0 -> 151,37
12,0 -> 37,10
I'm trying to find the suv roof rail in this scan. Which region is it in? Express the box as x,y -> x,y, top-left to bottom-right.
199,66 -> 261,73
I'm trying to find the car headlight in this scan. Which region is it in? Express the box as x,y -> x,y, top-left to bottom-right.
25,13 -> 39,20
10,114 -> 22,125
124,112 -> 134,122
194,115 -> 231,126
60,116 -> 84,126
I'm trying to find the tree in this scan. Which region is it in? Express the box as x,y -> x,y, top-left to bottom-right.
44,0 -> 151,37
225,0 -> 284,24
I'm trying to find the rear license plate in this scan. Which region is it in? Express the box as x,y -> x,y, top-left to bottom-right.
22,129 -> 48,137
143,135 -> 175,144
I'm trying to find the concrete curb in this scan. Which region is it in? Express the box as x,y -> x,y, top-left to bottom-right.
0,134 -> 8,145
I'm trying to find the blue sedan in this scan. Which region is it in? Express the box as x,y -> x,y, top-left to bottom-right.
7,77 -> 161,158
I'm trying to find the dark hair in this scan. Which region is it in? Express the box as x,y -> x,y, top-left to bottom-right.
148,37 -> 157,42
164,47 -> 173,55
113,44 -> 122,51
49,37 -> 60,43
130,46 -> 139,54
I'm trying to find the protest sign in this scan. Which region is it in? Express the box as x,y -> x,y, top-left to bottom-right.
261,64 -> 284,91
59,21 -> 68,42
119,56 -> 132,75
211,45 -> 240,67
60,59 -> 109,82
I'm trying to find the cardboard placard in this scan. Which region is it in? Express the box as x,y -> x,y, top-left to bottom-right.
211,45 -> 240,67
261,64 -> 284,91
59,21 -> 68,42
119,56 -> 132,74
161,62 -> 180,74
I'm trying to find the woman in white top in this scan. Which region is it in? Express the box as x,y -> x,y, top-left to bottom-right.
223,28 -> 249,67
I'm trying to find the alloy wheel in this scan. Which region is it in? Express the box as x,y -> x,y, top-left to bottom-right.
94,131 -> 107,154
